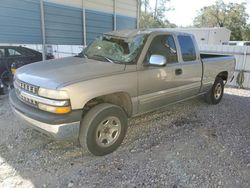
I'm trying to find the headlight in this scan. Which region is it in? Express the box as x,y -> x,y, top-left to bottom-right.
38,88 -> 69,100
37,88 -> 71,114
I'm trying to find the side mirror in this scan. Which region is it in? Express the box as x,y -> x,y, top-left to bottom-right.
148,55 -> 167,67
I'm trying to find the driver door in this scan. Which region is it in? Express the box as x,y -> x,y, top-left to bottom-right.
138,34 -> 184,113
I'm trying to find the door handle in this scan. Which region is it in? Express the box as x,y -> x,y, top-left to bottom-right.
175,68 -> 183,75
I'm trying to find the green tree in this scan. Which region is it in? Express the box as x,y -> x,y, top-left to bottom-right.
140,11 -> 176,28
141,0 -> 150,13
242,24 -> 250,40
154,0 -> 172,20
140,0 -> 176,28
194,0 -> 249,40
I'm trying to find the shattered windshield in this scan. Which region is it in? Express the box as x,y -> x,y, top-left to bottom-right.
82,34 -> 146,63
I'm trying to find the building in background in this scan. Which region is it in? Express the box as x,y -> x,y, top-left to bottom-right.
0,0 -> 140,58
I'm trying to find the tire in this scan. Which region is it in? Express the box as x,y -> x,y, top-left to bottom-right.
0,80 -> 4,95
205,77 -> 224,104
79,103 -> 128,156
1,71 -> 12,88
0,88 -> 4,95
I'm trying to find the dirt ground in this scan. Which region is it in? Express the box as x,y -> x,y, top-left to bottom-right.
0,88 -> 249,188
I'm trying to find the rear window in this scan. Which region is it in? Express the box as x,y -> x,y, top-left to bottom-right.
178,35 -> 196,61
0,49 -> 5,57
22,48 -> 39,56
8,48 -> 22,56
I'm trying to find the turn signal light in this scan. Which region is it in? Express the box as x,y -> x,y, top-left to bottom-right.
38,103 -> 71,114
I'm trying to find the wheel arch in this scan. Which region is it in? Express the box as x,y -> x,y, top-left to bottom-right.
82,92 -> 133,118
216,71 -> 228,83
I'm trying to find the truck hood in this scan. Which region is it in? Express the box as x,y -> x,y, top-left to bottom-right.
16,57 -> 126,89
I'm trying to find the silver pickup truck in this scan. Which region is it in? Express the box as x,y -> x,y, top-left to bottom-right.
10,29 -> 235,156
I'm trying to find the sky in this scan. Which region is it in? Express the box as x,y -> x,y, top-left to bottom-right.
149,0 -> 250,26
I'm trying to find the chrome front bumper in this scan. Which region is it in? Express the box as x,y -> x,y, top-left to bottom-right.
13,108 -> 80,140
9,90 -> 81,140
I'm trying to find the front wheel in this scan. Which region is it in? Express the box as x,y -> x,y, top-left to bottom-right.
1,71 -> 13,89
205,77 -> 224,104
79,103 -> 128,156
0,83 -> 4,95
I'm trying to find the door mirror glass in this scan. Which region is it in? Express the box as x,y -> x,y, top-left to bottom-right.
148,55 -> 166,66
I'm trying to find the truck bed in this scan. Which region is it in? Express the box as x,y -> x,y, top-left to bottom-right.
199,52 -> 235,92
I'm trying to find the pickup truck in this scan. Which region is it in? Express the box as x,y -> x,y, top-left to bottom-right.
10,29 -> 235,156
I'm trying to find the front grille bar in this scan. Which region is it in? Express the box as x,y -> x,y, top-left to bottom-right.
14,79 -> 39,94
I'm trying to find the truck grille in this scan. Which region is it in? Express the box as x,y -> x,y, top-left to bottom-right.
14,79 -> 39,107
14,79 -> 39,94
19,94 -> 38,106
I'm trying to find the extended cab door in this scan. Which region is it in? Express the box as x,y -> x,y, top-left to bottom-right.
176,34 -> 202,99
137,34 -> 184,113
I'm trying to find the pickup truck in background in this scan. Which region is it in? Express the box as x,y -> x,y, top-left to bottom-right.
10,29 -> 235,156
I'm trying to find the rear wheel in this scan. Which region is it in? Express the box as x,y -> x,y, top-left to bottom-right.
79,103 -> 128,156
205,77 -> 224,104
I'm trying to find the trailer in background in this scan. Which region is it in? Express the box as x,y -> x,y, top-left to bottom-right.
228,41 -> 250,46
177,28 -> 231,46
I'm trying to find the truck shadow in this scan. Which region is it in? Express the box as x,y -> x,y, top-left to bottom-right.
0,91 -> 250,187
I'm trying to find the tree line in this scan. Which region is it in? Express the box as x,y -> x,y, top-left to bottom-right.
140,0 -> 250,41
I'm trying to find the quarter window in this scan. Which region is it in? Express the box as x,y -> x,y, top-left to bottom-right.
178,35 -> 196,61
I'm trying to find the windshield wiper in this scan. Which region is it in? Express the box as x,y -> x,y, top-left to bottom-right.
75,52 -> 86,58
92,55 -> 115,64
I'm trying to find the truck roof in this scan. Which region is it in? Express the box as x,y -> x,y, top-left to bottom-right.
105,28 -> 192,39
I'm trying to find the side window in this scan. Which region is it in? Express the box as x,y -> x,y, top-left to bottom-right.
178,35 -> 196,61
165,35 -> 178,63
146,35 -> 178,63
8,49 -> 22,57
0,49 -> 5,58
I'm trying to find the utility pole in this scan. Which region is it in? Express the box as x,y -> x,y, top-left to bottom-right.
40,0 -> 46,61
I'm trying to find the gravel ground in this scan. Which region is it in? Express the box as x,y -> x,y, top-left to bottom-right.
0,88 -> 249,188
